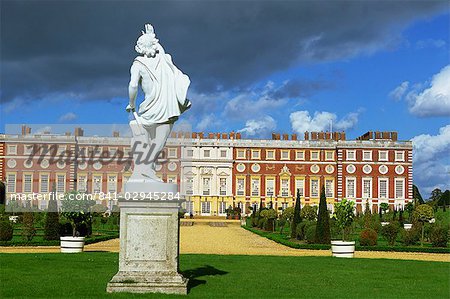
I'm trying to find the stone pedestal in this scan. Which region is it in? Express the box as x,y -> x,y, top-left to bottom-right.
107,182 -> 188,295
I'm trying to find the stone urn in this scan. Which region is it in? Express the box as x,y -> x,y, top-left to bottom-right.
331,240 -> 355,258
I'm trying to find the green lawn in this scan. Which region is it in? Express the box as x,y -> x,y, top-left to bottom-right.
0,253 -> 448,298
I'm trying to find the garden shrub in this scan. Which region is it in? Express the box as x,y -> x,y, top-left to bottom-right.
315,186 -> 331,244
381,221 -> 400,246
430,225 -> 449,247
0,218 -> 13,241
258,218 -> 266,229
360,228 -> 378,246
278,218 -> 287,235
59,221 -> 73,236
44,212 -> 61,240
401,226 -> 421,246
300,205 -> 317,221
21,212 -> 36,242
305,224 -> 316,244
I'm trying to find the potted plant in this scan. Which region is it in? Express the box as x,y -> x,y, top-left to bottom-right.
60,191 -> 93,253
412,204 -> 434,247
404,202 -> 414,229
380,203 -> 390,226
331,199 -> 356,258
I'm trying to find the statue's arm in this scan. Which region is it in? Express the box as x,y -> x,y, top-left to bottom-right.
127,62 -> 140,112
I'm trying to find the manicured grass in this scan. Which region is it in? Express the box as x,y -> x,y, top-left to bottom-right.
0,253 -> 448,298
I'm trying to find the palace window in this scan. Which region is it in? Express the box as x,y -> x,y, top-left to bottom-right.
395,178 -> 405,199
395,151 -> 405,162
347,150 -> 356,161
266,178 -> 275,197
251,178 -> 260,196
167,175 -> 177,184
78,175 -> 87,192
23,174 -> 33,193
295,150 -> 305,160
57,174 -> 66,193
108,175 -> 117,193
7,145 -> 17,155
311,179 -> 319,198
202,177 -> 211,195
185,177 -> 194,195
379,150 -> 388,161
108,147 -> 117,156
203,150 -> 211,158
362,178 -> 372,198
201,201 -> 211,214
237,149 -> 246,159
363,150 -> 372,161
281,202 -> 289,210
168,148 -> 177,158
218,202 -> 227,215
281,178 -> 290,197
236,178 -> 245,196
325,179 -> 334,198
295,179 -> 305,197
346,178 -> 356,198
251,150 -> 260,159
6,174 -> 16,193
219,178 -> 227,196
24,145 -> 34,155
186,149 -> 194,157
379,178 -> 388,199
281,150 -> 290,160
325,151 -> 334,161
266,150 -> 275,160
310,151 -> 320,161
93,175 -> 102,193
185,201 -> 194,215
220,150 -> 227,158
40,174 -> 49,193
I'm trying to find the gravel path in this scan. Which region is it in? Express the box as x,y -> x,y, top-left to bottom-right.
1,222 -> 449,262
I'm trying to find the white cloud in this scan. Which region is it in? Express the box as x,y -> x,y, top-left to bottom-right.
415,38 -> 446,49
389,81 -> 409,100
290,110 -> 359,134
196,114 -> 222,131
412,125 -> 450,196
412,124 -> 450,164
58,112 -> 77,122
394,65 -> 450,117
34,126 -> 52,134
238,115 -> 276,137
224,81 -> 289,120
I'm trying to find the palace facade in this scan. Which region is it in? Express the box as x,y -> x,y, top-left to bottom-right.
0,126 -> 413,216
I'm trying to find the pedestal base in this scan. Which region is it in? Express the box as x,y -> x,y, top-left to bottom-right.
107,272 -> 188,295
107,180 -> 187,295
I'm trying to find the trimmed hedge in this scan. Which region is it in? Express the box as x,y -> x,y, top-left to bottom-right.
242,225 -> 450,254
0,231 -> 118,247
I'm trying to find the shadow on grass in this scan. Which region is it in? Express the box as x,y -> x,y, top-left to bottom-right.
182,265 -> 228,293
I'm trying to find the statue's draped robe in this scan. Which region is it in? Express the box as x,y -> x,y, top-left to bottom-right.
134,45 -> 191,126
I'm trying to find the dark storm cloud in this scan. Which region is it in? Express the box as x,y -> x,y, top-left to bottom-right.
1,0 -> 447,104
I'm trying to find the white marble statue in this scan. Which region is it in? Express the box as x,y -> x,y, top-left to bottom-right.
126,24 -> 191,182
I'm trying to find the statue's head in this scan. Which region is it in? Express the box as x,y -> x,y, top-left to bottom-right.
135,24 -> 159,57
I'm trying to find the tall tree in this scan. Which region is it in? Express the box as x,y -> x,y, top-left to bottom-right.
315,186 -> 331,244
413,185 -> 424,205
290,188 -> 302,239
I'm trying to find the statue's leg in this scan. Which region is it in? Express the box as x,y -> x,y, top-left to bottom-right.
147,123 -> 173,164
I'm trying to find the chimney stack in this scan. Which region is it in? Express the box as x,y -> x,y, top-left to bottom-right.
21,125 -> 31,136
74,127 -> 84,137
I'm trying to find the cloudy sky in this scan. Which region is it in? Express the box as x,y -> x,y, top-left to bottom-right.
1,1 -> 449,196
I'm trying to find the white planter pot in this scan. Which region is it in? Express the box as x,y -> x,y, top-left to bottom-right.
60,236 -> 85,253
331,240 -> 355,258
403,224 -> 413,230
381,222 -> 390,227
